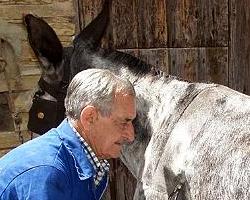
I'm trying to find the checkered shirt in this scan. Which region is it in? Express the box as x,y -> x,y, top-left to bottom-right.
68,119 -> 110,186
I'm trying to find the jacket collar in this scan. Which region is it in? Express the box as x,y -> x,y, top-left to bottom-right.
56,119 -> 95,180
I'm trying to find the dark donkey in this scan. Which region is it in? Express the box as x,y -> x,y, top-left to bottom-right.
24,1 -> 250,200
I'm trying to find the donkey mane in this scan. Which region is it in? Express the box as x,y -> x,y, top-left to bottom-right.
72,35 -> 177,85
107,50 -> 152,75
107,50 -> 178,83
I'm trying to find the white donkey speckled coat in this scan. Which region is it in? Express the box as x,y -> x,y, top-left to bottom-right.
120,73 -> 250,200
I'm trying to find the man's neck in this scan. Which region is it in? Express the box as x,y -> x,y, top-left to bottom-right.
68,118 -> 85,139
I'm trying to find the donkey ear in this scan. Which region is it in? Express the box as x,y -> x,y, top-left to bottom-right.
73,0 -> 110,48
24,14 -> 63,68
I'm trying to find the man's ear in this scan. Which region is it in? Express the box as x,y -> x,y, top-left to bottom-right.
79,106 -> 98,131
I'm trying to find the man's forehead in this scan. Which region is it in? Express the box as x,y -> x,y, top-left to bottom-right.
117,106 -> 136,120
112,99 -> 136,118
113,92 -> 135,103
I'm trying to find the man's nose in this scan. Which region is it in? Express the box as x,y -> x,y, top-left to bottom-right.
124,122 -> 135,143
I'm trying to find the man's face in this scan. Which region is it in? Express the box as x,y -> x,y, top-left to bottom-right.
89,92 -> 136,159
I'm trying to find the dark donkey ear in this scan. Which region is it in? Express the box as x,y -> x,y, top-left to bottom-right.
24,14 -> 63,68
73,0 -> 110,49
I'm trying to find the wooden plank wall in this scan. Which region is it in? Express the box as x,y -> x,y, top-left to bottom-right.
229,0 -> 250,94
0,0 -> 250,199
77,0 -> 250,199
0,0 -> 75,156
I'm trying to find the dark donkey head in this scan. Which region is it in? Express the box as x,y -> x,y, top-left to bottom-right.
24,0 -> 113,134
24,0 -> 155,135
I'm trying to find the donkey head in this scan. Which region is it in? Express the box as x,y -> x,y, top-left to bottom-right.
24,0 -> 110,134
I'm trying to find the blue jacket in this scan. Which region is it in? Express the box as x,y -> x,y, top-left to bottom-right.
0,119 -> 108,200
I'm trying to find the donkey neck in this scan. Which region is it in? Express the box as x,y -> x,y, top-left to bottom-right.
122,69 -> 194,134
119,68 -> 211,180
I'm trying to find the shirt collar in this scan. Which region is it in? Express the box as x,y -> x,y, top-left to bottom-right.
67,118 -> 110,186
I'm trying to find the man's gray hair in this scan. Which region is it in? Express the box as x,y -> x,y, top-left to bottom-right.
65,68 -> 135,120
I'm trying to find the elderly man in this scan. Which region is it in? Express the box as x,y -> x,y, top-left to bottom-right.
0,69 -> 136,200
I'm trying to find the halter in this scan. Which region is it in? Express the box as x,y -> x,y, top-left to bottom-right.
27,59 -> 71,135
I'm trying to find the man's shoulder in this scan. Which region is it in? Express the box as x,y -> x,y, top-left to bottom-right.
0,132 -> 65,183
1,130 -> 63,163
0,164 -> 89,199
0,119 -> 97,198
